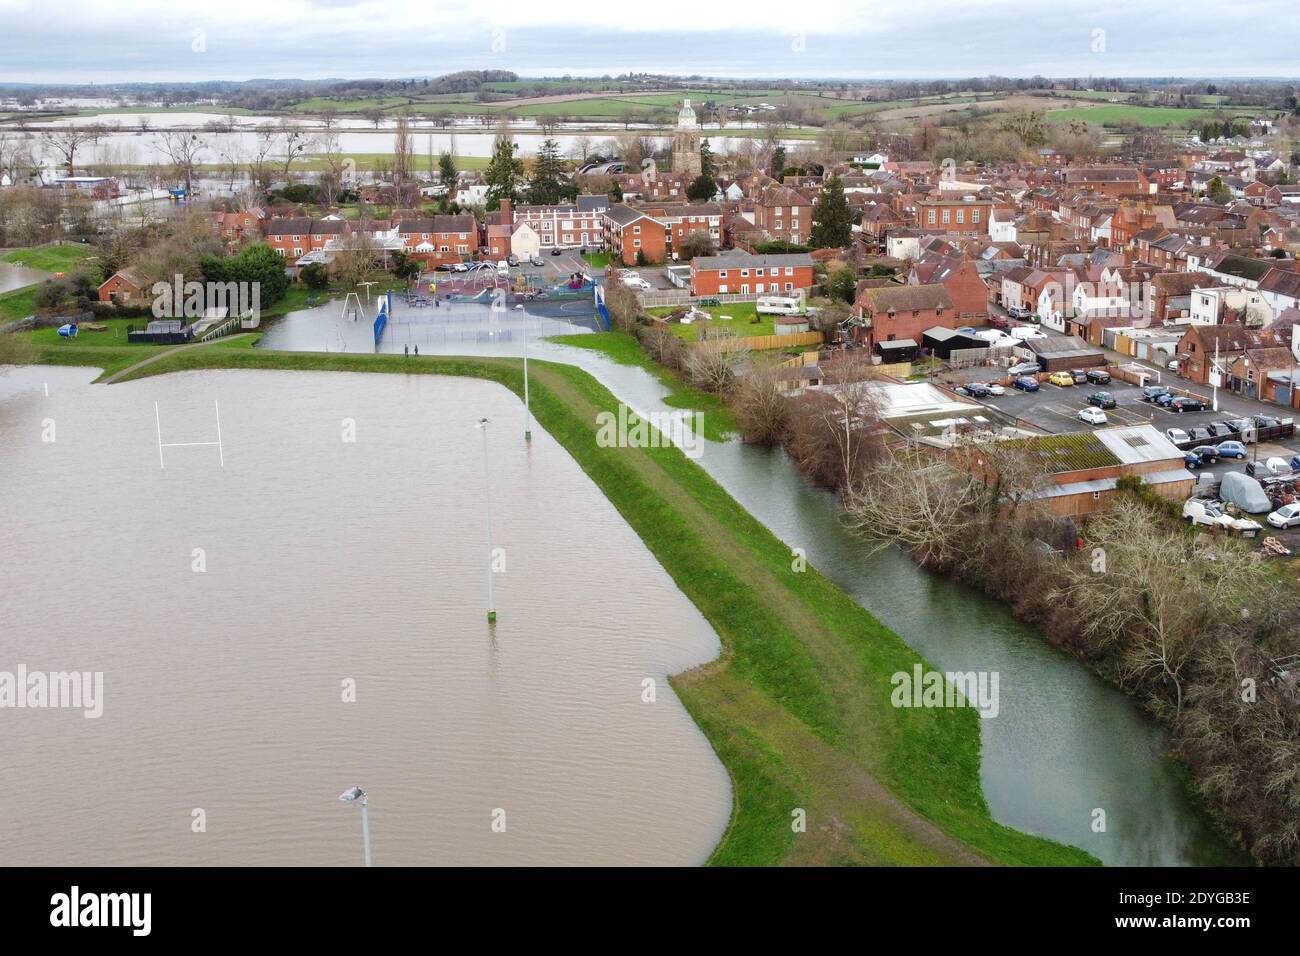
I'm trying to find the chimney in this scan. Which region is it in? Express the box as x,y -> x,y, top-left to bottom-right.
499,198 -> 512,221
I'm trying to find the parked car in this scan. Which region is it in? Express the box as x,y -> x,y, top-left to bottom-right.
1171,397 -> 1207,413
1087,391 -> 1117,409
1188,426 -> 1212,443
1248,457 -> 1292,478
1141,385 -> 1172,402
530,255 -> 544,266
982,383 -> 1006,396
1154,392 -> 1177,407
1006,305 -> 1032,320
551,247 -> 562,256
1077,406 -> 1108,425
1166,359 -> 1180,372
1267,502 -> 1300,529
1166,428 -> 1191,445
1008,361 -> 1040,376
988,314 -> 1010,330
1085,369 -> 1112,385
1069,369 -> 1089,384
620,274 -> 651,291
1217,441 -> 1248,459
1207,422 -> 1235,439
1190,445 -> 1221,463
1183,452 -> 1203,469
1048,371 -> 1075,387
1185,498 -> 1258,531
955,383 -> 990,398
1012,376 -> 1040,392
451,262 -> 470,272
507,254 -> 519,267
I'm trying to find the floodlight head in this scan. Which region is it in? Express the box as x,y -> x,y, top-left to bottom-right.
338,786 -> 366,803
477,417 -> 490,428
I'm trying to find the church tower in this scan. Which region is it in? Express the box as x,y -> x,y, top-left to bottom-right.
672,99 -> 702,178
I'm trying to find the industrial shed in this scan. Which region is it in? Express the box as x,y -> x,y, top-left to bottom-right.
922,327 -> 987,359
1027,333 -> 1106,372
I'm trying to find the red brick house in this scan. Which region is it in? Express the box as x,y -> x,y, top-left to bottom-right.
395,214 -> 479,266
603,204 -> 667,264
689,252 -> 814,296
914,195 -> 993,235
906,255 -> 989,322
97,267 -> 152,305
853,284 -> 955,352
752,184 -> 813,246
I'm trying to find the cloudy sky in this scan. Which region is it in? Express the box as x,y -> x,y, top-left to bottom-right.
0,0 -> 1296,84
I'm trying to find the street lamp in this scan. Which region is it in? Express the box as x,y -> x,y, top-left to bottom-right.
477,418 -> 497,623
338,786 -> 372,867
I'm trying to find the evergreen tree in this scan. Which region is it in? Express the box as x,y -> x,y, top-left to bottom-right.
810,175 -> 852,249
526,138 -> 566,206
610,180 -> 623,202
770,145 -> 786,179
484,130 -> 523,211
438,151 -> 456,186
686,139 -> 718,202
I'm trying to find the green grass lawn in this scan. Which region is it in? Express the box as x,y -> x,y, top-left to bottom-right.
30,343 -> 1094,867
2,244 -> 97,274
1045,104 -> 1264,127
581,252 -> 611,270
648,303 -> 778,341
0,284 -> 39,324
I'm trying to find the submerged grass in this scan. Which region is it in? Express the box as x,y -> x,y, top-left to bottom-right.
21,342 -> 1096,866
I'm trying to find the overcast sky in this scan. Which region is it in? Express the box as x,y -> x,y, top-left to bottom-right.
0,0 -> 1297,84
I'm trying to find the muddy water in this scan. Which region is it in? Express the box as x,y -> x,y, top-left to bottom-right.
0,261 -> 49,294
272,300 -> 1242,866
0,365 -> 729,865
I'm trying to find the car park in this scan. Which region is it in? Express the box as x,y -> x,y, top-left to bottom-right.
1012,376 -> 1039,392
1077,407 -> 1107,426
1190,445 -> 1220,463
1268,503 -> 1300,529
1217,441 -> 1248,459
1171,397 -> 1206,413
1141,385 -> 1172,402
1166,428 -> 1190,445
1048,371 -> 1075,387
1086,391 -> 1116,409
1085,369 -> 1112,385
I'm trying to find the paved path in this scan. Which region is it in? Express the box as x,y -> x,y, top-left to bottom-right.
102,333 -> 252,384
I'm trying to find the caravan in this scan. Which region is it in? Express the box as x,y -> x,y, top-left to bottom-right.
756,296 -> 805,316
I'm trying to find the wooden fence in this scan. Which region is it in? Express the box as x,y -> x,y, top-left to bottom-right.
693,331 -> 825,353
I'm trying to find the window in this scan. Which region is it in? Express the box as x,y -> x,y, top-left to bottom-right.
719,284 -> 728,294
293,247 -> 303,256
942,209 -> 951,224
719,270 -> 728,278
756,268 -> 765,276
756,283 -> 765,293
634,225 -> 641,234
785,267 -> 793,276
956,210 -> 964,224
927,210 -> 937,225
972,210 -> 981,224
741,284 -> 750,294
634,239 -> 641,248
775,221 -> 783,230
741,269 -> 750,277
785,282 -> 793,291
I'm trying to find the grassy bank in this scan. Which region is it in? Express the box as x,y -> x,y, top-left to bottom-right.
23,340 -> 1096,866
2,244 -> 96,273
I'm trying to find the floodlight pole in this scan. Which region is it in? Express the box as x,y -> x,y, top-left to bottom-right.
522,312 -> 532,442
478,418 -> 496,622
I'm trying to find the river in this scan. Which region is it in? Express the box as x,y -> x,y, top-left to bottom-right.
256,296 -> 1245,866
0,364 -> 730,865
0,260 -> 50,294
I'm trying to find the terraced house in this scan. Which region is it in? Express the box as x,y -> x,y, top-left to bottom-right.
395,214 -> 479,266
688,252 -> 814,296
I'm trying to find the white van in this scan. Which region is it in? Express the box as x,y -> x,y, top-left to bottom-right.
756,296 -> 805,316
496,260 -> 510,277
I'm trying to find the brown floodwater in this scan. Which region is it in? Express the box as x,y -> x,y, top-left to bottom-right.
0,365 -> 730,865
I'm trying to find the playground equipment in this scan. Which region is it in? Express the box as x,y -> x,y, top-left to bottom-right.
342,292 -> 363,322
57,323 -> 78,338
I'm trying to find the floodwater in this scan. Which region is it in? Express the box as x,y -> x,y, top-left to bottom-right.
0,261 -> 49,294
0,364 -> 730,866
14,112 -> 794,166
262,298 -> 1245,866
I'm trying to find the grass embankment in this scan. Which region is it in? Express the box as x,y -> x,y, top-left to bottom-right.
2,244 -> 96,273
59,342 -> 1095,866
548,330 -> 737,442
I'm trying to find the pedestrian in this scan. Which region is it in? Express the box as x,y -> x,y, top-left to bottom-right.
405,344 -> 409,357
414,344 -> 419,356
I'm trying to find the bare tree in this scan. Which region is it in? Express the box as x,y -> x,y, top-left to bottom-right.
0,132 -> 34,186
278,123 -> 316,182
40,124 -> 104,176
159,131 -> 205,199
787,353 -> 886,491
685,343 -> 748,395
842,445 -> 987,567
733,357 -> 792,444
392,112 -> 413,189
1054,497 -> 1266,717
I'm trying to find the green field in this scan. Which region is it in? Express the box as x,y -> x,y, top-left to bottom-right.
2,243 -> 97,274
1045,104 -> 1265,127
